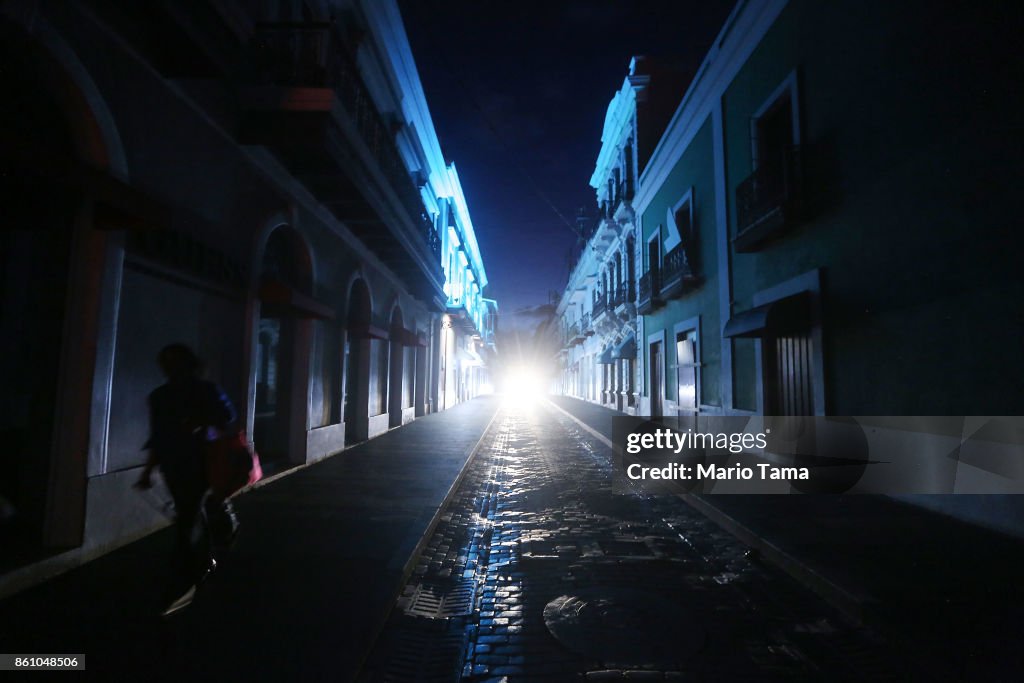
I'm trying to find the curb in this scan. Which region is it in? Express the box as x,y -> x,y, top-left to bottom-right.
396,402 -> 503,590
352,401 -> 503,681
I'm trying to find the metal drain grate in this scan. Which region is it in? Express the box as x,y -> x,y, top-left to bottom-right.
402,579 -> 476,619
379,626 -> 467,683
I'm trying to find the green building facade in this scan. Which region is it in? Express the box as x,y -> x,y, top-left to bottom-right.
637,0 -> 1021,419
632,0 -> 1023,533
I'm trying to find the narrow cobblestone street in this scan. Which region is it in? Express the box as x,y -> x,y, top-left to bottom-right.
362,400 -> 906,682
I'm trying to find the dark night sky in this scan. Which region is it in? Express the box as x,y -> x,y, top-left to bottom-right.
397,0 -> 736,328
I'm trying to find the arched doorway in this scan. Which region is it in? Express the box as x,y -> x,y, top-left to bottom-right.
344,279 -> 371,444
254,226 -> 313,472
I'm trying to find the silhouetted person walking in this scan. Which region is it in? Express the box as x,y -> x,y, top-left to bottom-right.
135,344 -> 236,616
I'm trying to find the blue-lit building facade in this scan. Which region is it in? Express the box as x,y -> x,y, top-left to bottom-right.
0,0 -> 496,591
439,164 -> 497,409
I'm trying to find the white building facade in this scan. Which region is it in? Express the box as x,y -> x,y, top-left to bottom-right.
555,57 -> 689,414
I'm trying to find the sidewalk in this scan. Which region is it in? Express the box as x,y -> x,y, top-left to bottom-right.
549,395 -> 1024,679
0,396 -> 500,682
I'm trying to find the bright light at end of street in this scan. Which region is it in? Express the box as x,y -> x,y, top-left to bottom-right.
502,365 -> 548,409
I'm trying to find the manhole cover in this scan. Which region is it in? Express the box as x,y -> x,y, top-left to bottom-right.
543,587 -> 705,667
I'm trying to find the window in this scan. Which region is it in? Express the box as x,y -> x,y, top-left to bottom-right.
368,338 -> 389,416
755,99 -> 793,182
647,232 -> 660,274
403,345 -> 415,408
751,72 -> 800,171
621,358 -> 635,408
674,196 -> 692,244
625,236 -> 635,302
663,189 -> 696,297
312,320 -> 342,427
735,71 -> 802,251
623,139 -> 635,199
255,321 -> 280,416
639,232 -> 662,312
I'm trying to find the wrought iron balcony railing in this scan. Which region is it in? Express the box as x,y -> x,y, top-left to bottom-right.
615,281 -> 635,308
637,270 -> 661,314
606,286 -> 620,309
660,243 -> 698,299
565,322 -> 584,346
592,292 -> 608,320
735,146 -> 801,252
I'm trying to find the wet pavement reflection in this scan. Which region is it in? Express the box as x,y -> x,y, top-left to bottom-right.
361,401 -> 904,681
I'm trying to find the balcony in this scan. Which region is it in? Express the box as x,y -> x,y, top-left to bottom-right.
581,312 -> 595,336
592,292 -> 608,322
238,22 -> 444,303
612,177 -> 635,222
446,295 -> 482,335
607,283 -> 622,308
660,244 -> 699,299
613,282 -> 635,313
565,322 -> 585,347
734,146 -> 802,253
637,271 -> 661,315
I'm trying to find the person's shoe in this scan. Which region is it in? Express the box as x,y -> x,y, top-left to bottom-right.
160,584 -> 196,617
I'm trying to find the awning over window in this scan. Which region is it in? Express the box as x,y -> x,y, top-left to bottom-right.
597,347 -> 614,365
723,291 -> 809,338
259,278 -> 335,320
612,334 -> 636,360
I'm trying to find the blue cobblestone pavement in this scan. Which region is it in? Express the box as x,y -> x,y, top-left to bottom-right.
361,400 -> 908,681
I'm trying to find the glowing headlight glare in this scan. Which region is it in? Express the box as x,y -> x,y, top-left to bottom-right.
502,364 -> 547,408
